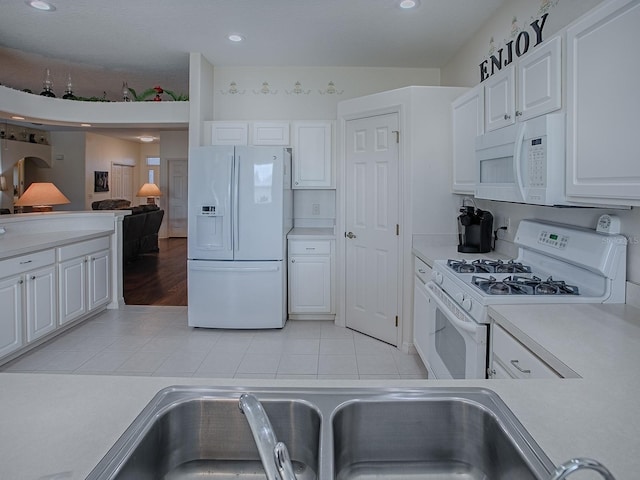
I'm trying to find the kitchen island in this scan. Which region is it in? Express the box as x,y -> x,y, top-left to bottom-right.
1,301 -> 640,480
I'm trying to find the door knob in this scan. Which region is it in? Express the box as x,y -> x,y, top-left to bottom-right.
346,231 -> 356,239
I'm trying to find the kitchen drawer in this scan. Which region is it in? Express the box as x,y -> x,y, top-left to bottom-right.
414,257 -> 432,284
289,240 -> 331,255
493,324 -> 560,379
0,249 -> 55,278
57,236 -> 110,262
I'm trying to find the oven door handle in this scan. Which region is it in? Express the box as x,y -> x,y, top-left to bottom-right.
426,282 -> 480,334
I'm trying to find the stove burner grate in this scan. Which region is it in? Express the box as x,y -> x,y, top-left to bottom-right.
447,259 -> 532,274
472,275 -> 580,296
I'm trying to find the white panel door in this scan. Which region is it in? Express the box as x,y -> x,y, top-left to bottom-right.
345,113 -> 399,345
168,159 -> 188,237
235,146 -> 284,261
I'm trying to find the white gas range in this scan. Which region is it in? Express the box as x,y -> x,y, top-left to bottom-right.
416,220 -> 627,380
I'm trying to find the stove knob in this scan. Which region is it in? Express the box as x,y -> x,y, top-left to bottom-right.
431,271 -> 443,285
461,297 -> 473,311
454,292 -> 465,304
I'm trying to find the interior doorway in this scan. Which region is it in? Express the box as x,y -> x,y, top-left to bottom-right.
168,158 -> 188,237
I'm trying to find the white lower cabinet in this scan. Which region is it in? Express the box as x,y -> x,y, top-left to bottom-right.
490,323 -> 561,379
25,265 -> 57,343
288,239 -> 334,316
0,249 -> 56,355
58,237 -> 111,325
0,275 -> 23,358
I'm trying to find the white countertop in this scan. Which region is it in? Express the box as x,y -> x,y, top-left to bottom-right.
0,229 -> 112,259
412,234 -> 511,267
287,227 -> 336,240
2,303 -> 640,480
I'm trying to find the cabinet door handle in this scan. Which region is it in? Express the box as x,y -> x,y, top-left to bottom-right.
418,268 -> 426,274
305,247 -> 315,251
510,359 -> 531,374
19,260 -> 33,265
291,259 -> 295,263
504,114 -> 511,120
31,275 -> 36,280
346,231 -> 356,239
18,279 -> 24,285
515,110 -> 523,117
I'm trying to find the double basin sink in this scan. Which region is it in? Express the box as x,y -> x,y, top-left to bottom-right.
87,386 -> 556,480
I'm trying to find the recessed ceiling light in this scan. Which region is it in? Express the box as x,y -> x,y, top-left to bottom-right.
228,34 -> 244,42
26,1 -> 56,11
139,136 -> 155,143
399,0 -> 418,9
11,116 -> 26,120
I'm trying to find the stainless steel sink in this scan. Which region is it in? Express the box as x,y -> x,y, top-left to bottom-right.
87,387 -> 556,480
87,388 -> 321,480
332,394 -> 549,480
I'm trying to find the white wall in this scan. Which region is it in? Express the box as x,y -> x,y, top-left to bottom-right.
441,0 -> 603,87
49,132 -> 87,211
213,66 -> 441,121
85,133 -> 139,209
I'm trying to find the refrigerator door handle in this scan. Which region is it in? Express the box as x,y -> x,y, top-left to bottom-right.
233,153 -> 240,253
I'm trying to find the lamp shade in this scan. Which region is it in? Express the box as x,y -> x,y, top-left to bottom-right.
14,182 -> 71,208
136,183 -> 162,197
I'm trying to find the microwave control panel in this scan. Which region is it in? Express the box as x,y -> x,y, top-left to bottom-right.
527,137 -> 547,188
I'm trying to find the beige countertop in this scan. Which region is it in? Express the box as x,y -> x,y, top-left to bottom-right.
412,234 -> 511,267
287,227 -> 336,240
2,303 -> 640,479
0,229 -> 113,260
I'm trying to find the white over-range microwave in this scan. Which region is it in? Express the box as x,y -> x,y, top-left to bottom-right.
475,113 -> 569,206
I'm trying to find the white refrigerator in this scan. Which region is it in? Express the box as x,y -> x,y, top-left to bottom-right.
187,145 -> 292,328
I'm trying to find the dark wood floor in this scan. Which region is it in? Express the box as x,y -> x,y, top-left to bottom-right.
124,237 -> 188,306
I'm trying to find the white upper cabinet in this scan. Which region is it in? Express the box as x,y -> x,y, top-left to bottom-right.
485,36 -> 561,132
251,122 -> 290,145
205,121 -> 249,145
484,66 -> 516,131
452,86 -> 484,194
517,36 -> 562,121
565,0 -> 640,206
292,121 -> 334,189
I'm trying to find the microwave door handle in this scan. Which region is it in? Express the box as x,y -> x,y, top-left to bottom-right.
514,123 -> 527,201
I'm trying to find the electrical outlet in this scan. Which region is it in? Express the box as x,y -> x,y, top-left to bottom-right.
312,203 -> 320,216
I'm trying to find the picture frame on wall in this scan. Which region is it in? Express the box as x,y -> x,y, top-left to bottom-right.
94,171 -> 109,192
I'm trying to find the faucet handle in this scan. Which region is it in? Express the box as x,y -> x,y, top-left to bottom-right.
550,457 -> 616,480
274,442 -> 297,480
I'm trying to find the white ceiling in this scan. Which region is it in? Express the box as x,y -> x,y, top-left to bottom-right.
0,0 -> 506,141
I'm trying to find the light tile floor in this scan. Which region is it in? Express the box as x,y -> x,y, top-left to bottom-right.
1,306 -> 428,380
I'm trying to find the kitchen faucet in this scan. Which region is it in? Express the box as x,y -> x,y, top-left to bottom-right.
238,393 -> 298,480
550,457 -> 616,480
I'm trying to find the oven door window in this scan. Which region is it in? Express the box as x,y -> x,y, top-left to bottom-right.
434,309 -> 467,379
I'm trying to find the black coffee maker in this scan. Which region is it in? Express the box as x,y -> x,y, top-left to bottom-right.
457,206 -> 493,253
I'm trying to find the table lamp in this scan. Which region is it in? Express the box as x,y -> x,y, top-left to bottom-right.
14,182 -> 71,212
136,183 -> 162,205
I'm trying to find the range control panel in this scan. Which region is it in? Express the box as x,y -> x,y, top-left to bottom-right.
538,230 -> 569,249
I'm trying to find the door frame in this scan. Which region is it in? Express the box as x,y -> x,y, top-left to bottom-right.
167,157 -> 188,237
337,100 -> 411,351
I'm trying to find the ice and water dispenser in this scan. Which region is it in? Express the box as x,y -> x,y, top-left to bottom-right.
196,204 -> 224,249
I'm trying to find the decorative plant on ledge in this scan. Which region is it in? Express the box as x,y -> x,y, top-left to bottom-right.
128,85 -> 188,101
